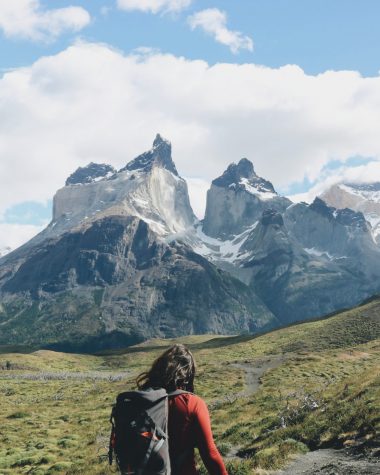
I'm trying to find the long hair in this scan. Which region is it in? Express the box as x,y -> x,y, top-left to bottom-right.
136,344 -> 196,393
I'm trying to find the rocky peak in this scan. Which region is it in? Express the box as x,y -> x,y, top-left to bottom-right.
121,134 -> 178,176
153,133 -> 169,149
213,158 -> 255,187
203,158 -> 289,239
213,158 -> 276,197
335,208 -> 368,230
65,163 -> 116,186
309,198 -> 334,220
309,198 -> 367,230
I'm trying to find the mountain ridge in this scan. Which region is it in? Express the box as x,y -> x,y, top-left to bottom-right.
2,135 -> 380,350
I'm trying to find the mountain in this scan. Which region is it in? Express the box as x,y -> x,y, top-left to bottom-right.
203,158 -> 291,238
320,182 -> 380,243
195,164 -> 380,324
2,136 -> 380,351
48,133 -> 195,242
0,135 -> 276,351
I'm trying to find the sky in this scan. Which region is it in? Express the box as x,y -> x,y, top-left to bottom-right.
1,0 -> 380,250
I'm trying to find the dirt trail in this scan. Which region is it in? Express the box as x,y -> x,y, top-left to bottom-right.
274,448 -> 380,474
227,358 -> 379,474
232,355 -> 286,396
225,355 -> 286,459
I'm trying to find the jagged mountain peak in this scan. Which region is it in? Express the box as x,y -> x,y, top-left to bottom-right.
309,197 -> 333,219
213,158 -> 255,186
35,134 -> 196,245
213,158 -> 276,198
121,133 -> 178,177
309,197 -> 367,229
203,158 -> 290,239
65,162 -> 116,186
229,157 -> 256,180
153,133 -> 170,148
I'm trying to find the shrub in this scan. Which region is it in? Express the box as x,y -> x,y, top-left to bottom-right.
7,411 -> 30,419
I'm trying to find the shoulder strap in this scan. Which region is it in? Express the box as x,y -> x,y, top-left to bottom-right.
167,389 -> 192,397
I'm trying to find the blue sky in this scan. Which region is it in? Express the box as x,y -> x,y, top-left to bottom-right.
1,0 -> 380,248
2,1 -> 380,75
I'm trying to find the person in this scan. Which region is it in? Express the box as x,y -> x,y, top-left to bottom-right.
136,344 -> 228,475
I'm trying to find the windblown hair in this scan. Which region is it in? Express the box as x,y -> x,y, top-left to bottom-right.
136,344 -> 196,393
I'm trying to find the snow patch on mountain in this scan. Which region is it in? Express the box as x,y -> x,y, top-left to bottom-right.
193,221 -> 258,264
21,135 -> 196,249
304,247 -> 349,261
239,177 -> 278,200
304,247 -> 334,260
66,163 -> 116,186
339,183 -> 380,202
320,182 -> 380,244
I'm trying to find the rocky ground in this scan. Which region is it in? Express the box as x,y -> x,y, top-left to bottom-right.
275,448 -> 380,474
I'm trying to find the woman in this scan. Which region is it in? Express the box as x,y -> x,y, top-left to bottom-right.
136,344 -> 228,475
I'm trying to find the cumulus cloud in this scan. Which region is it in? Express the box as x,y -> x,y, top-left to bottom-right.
188,8 -> 253,53
2,42 -> 380,247
0,0 -> 90,41
117,0 -> 192,14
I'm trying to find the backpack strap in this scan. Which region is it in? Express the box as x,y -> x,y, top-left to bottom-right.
167,389 -> 192,397
138,426 -> 159,474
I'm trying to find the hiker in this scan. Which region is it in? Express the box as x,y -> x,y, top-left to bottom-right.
110,343 -> 228,474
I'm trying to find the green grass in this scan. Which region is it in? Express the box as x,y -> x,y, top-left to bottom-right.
0,298 -> 379,473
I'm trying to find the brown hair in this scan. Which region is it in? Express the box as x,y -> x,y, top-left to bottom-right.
136,344 -> 196,392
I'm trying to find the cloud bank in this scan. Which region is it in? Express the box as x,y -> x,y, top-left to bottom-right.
188,8 -> 253,53
1,42 -> 380,243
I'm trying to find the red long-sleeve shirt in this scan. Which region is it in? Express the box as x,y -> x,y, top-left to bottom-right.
168,393 -> 228,475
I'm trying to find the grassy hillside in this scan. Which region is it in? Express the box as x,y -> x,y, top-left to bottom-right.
0,298 -> 379,474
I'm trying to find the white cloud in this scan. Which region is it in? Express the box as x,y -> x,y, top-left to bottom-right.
186,178 -> 210,219
2,43 -> 380,246
117,0 -> 192,14
0,0 -> 90,42
188,8 -> 253,53
0,223 -> 46,253
288,161 -> 380,204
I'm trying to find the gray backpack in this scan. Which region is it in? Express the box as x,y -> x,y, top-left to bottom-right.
109,388 -> 188,474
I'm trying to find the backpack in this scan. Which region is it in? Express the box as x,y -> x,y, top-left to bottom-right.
108,388 -> 188,475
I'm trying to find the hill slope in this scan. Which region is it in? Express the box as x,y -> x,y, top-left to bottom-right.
0,297 -> 379,474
